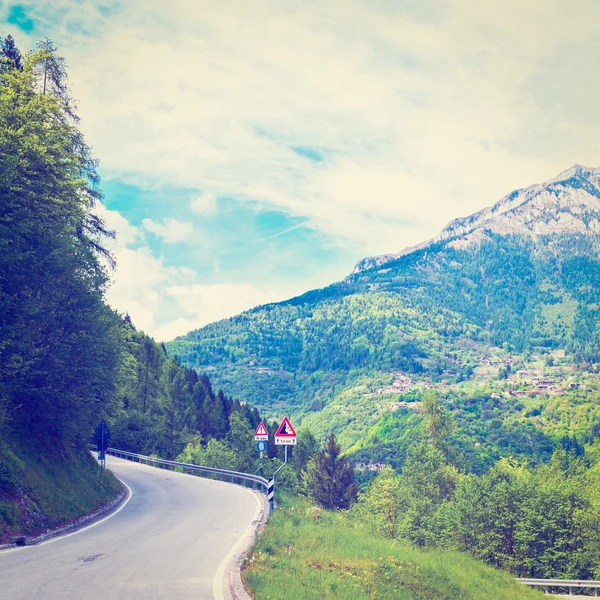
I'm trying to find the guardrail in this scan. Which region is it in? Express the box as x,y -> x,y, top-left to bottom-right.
517,578 -> 600,596
89,445 -> 269,491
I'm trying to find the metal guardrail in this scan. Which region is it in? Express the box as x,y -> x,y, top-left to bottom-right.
517,579 -> 600,596
89,445 -> 269,491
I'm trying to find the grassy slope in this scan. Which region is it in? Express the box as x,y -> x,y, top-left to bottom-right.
0,442 -> 121,543
243,500 -> 543,600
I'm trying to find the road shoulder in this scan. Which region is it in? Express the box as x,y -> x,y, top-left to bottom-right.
219,489 -> 268,600
0,480 -> 131,553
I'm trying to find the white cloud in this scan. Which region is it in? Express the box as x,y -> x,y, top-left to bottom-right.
142,217 -> 194,243
100,203 -> 141,246
7,0 -> 599,259
155,283 -> 272,340
95,203 -> 287,340
190,192 -> 217,214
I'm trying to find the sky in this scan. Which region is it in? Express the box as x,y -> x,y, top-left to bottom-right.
1,0 -> 600,341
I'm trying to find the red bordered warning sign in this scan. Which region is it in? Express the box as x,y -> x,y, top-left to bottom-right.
254,422 -> 269,441
275,416 -> 297,445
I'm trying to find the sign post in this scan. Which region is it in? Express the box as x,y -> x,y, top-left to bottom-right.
267,478 -> 274,514
94,420 -> 111,477
267,416 -> 297,512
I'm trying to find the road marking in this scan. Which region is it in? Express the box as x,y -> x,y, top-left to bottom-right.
0,479 -> 133,556
212,488 -> 263,600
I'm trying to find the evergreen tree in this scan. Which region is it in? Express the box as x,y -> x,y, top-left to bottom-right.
1,35 -> 23,71
0,41 -> 120,446
304,433 -> 357,510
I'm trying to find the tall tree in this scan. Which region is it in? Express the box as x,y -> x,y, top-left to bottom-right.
304,433 -> 357,510
423,389 -> 453,453
0,41 -> 120,446
0,35 -> 23,71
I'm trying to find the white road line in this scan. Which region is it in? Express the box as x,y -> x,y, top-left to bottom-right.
212,488 -> 263,600
0,480 -> 133,556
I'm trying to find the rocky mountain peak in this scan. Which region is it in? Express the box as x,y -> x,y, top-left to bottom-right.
354,164 -> 600,272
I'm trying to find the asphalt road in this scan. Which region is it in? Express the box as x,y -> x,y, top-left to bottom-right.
0,456 -> 262,600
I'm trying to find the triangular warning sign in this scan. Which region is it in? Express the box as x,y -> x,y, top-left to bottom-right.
275,416 -> 297,438
254,422 -> 269,438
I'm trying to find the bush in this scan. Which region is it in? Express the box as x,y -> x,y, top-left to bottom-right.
0,446 -> 24,492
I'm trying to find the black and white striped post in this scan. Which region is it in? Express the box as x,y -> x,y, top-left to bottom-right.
267,478 -> 274,514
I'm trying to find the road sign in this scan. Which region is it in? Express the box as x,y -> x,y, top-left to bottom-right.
254,422 -> 269,441
94,420 -> 111,452
275,416 -> 297,445
256,440 -> 268,452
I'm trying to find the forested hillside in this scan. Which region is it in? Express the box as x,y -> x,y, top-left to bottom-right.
110,322 -> 261,461
0,36 -> 126,541
170,232 -> 600,404
168,168 -> 600,474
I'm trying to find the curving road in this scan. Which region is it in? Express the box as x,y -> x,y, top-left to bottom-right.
0,456 -> 262,600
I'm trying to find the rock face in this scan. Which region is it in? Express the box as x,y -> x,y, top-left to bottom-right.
354,164 -> 600,272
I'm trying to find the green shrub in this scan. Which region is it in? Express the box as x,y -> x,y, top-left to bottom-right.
0,447 -> 24,492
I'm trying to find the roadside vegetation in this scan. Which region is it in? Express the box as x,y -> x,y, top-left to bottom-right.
243,496 -> 543,600
241,393 -> 600,597
0,443 -> 120,541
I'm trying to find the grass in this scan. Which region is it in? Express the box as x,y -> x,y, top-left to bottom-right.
243,498 -> 544,600
0,441 -> 121,542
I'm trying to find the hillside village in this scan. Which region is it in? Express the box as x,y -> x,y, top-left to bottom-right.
361,349 -> 599,422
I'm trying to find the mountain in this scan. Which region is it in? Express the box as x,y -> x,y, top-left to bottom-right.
166,165 -> 600,471
355,164 -> 600,272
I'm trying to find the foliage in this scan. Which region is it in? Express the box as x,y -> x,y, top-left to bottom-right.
243,496 -> 543,600
1,35 -> 23,71
349,465 -> 402,538
293,429 -> 319,473
422,389 -> 453,456
0,442 -> 120,541
0,39 -> 121,449
351,447 -> 600,580
304,433 -> 358,510
107,323 -> 263,460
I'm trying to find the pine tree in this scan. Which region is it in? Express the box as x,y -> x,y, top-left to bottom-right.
0,42 -> 120,445
1,35 -> 23,71
304,433 -> 357,510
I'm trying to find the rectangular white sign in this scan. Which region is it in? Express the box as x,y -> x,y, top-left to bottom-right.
275,437 -> 296,445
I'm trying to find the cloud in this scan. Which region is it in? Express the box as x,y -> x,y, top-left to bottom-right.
142,217 -> 194,243
5,0 -> 599,259
96,203 -> 289,340
190,192 -> 217,214
157,283 -> 272,339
